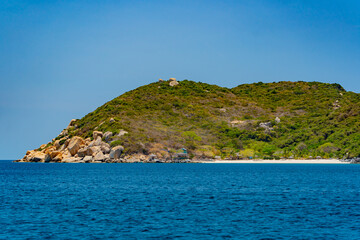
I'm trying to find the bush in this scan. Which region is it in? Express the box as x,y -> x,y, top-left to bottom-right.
110,140 -> 123,148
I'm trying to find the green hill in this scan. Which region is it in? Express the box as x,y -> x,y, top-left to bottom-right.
60,79 -> 359,160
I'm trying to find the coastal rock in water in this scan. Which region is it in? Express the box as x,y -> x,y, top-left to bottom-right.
62,157 -> 81,163
94,151 -> 105,161
93,131 -> 103,140
52,152 -> 63,162
44,154 -> 52,163
83,156 -> 93,162
110,146 -> 124,159
103,131 -> 113,142
67,136 -> 85,156
30,152 -> 47,162
49,151 -> 62,159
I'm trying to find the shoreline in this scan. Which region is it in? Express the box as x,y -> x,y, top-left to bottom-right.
200,159 -> 349,164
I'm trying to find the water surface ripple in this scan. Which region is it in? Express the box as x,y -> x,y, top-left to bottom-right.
1,161 -> 360,239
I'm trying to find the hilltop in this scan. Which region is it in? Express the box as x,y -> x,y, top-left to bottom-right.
18,79 -> 360,163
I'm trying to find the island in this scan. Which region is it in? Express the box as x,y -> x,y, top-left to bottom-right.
16,79 -> 360,163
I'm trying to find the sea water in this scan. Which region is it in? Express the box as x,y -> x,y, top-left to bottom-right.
1,161 -> 360,239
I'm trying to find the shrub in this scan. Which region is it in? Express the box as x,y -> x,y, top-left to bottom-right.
110,140 -> 123,148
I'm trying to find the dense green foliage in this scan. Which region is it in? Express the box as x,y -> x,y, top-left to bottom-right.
70,80 -> 360,159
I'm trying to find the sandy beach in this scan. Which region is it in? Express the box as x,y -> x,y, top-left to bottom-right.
201,159 -> 348,164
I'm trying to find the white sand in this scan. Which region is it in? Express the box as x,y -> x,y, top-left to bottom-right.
201,159 -> 348,164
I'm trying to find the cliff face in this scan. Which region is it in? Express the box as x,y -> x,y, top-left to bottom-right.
18,80 -> 360,163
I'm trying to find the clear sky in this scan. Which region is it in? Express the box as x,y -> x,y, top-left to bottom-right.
1,0 -> 359,159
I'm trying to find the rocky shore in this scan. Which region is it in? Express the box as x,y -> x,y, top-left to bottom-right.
15,119 -> 189,163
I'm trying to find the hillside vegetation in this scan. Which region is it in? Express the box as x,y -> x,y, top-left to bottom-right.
59,80 -> 359,160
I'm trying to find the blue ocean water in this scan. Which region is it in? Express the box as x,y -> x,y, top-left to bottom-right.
1,161 -> 360,239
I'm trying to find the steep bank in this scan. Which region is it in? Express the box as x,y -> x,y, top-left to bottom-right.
17,79 -> 360,163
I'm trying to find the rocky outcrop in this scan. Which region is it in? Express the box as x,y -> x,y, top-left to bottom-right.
104,131 -> 113,142
66,119 -> 77,129
110,146 -> 124,160
169,78 -> 179,86
67,136 -> 85,156
18,128 -> 124,163
94,151 -> 105,162
259,122 -> 273,133
17,125 -> 193,163
117,130 -> 128,137
31,152 -> 47,162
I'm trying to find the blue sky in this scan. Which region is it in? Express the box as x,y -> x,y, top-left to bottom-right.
0,0 -> 359,159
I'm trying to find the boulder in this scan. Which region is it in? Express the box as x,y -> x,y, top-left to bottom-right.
94,136 -> 102,146
62,149 -> 72,158
159,79 -> 164,82
259,122 -> 273,133
169,79 -> 179,87
30,152 -> 47,162
62,157 -> 81,163
275,117 -> 281,123
54,140 -> 61,150
94,151 -> 105,162
100,143 -> 111,154
26,150 -> 34,155
85,138 -> 92,146
66,119 -> 77,129
44,154 -> 52,163
110,146 -> 124,160
103,131 -> 113,142
104,154 -> 110,161
64,139 -> 70,148
117,130 -> 128,137
77,148 -> 87,157
59,129 -> 68,137
83,156 -> 93,163
90,146 -> 101,156
93,131 -> 103,140
109,118 -> 115,123
49,151 -> 62,159
44,146 -> 56,155
52,152 -> 63,162
67,136 -> 85,156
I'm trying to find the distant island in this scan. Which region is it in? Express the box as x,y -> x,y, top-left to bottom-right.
16,79 -> 360,163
